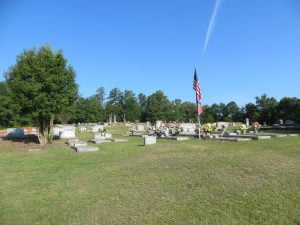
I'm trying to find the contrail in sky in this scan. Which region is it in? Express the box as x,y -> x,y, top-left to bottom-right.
202,0 -> 222,54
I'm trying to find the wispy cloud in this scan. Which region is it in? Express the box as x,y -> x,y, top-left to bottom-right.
202,0 -> 222,54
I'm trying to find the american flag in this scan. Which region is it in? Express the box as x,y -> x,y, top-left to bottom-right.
193,69 -> 203,115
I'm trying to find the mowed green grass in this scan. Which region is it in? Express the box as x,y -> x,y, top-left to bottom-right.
0,133 -> 299,225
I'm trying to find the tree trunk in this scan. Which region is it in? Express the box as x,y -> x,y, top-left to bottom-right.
37,116 -> 54,146
47,116 -> 54,143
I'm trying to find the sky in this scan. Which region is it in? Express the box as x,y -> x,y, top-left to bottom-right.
0,0 -> 299,106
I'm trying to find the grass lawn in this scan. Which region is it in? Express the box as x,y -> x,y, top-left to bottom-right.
0,131 -> 299,225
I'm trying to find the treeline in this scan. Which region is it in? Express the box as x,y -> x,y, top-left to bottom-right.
1,81 -> 299,127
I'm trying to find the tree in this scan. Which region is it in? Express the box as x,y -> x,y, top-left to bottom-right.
106,88 -> 123,121
145,90 -> 172,122
73,96 -> 104,123
200,105 -> 215,123
95,86 -> 105,108
5,46 -> 78,145
171,99 -> 183,122
138,93 -> 147,121
121,90 -> 140,122
224,101 -> 242,122
180,101 -> 197,122
210,103 -> 226,121
0,82 -> 17,128
277,97 -> 300,123
243,103 -> 259,123
255,94 -> 278,124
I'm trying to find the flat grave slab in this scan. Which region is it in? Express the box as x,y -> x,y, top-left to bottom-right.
112,139 -> 128,142
75,146 -> 99,153
251,136 -> 272,140
91,139 -> 112,144
223,134 -> 272,140
158,136 -> 189,141
65,139 -> 79,144
287,134 -> 299,137
213,137 -> 252,142
28,148 -> 42,153
70,141 -> 88,147
256,133 -> 287,138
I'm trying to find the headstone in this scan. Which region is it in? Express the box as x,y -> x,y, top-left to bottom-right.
65,139 -> 79,144
28,148 -> 42,153
144,136 -> 156,145
75,146 -> 99,153
113,139 -> 128,142
94,132 -> 112,140
212,134 -> 219,138
179,123 -> 196,135
53,126 -> 63,136
246,118 -> 249,128
70,141 -> 88,147
155,121 -> 163,129
79,127 -> 87,132
136,124 -> 145,132
176,137 -> 189,141
252,136 -> 271,140
91,139 -> 112,144
92,125 -> 104,133
213,137 -> 252,142
59,127 -> 76,139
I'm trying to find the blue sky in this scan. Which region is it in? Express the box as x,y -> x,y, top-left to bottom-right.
0,0 -> 299,105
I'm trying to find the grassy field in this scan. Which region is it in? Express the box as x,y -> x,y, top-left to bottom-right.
0,130 -> 299,225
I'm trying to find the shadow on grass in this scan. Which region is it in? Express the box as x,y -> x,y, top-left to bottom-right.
3,134 -> 40,144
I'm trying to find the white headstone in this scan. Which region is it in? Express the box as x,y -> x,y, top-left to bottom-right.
144,136 -> 156,145
136,124 -> 145,132
92,125 -> 104,133
246,118 -> 249,128
59,127 -> 76,139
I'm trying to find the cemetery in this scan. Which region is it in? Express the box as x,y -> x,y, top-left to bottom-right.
0,121 -> 299,225
0,71 -> 299,224
1,2 -> 299,223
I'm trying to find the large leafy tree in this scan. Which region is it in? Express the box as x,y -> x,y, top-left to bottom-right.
5,46 -> 78,145
106,88 -> 123,121
145,91 -> 172,122
277,97 -> 300,123
95,86 -> 105,108
138,93 -> 147,122
200,105 -> 215,123
224,101 -> 242,122
255,94 -> 278,124
73,96 -> 104,123
0,82 -> 18,128
181,101 -> 197,122
243,103 -> 259,123
171,99 -> 183,122
121,90 -> 140,122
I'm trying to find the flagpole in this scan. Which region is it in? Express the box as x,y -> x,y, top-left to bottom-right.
197,115 -> 201,139
194,65 -> 201,140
